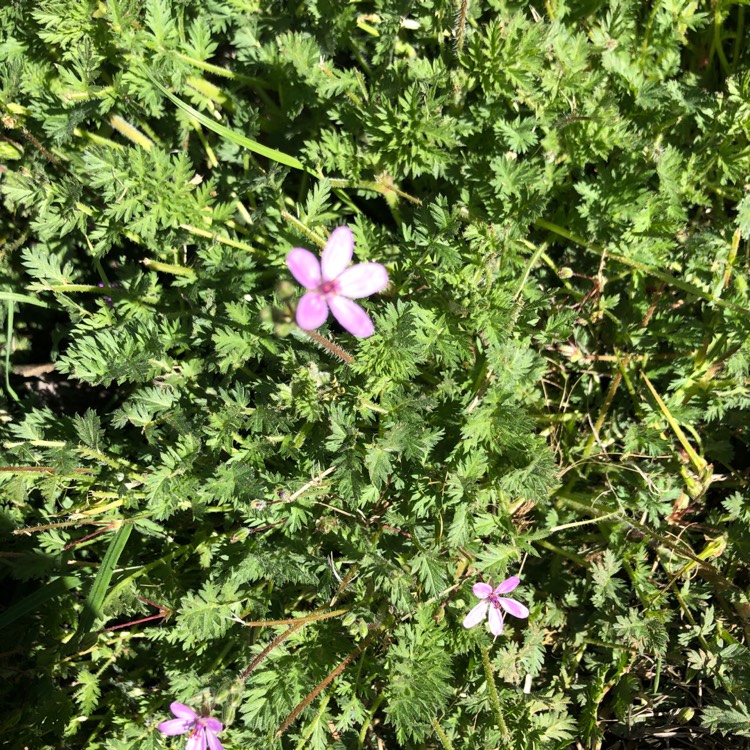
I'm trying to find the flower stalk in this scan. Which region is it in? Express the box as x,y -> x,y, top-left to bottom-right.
481,646 -> 509,741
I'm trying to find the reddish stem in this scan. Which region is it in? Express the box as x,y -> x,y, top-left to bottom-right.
64,523 -> 117,550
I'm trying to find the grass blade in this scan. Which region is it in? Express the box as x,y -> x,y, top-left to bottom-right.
146,72 -> 311,173
640,370 -> 707,473
0,291 -> 54,308
72,523 -> 132,647
4,300 -> 19,401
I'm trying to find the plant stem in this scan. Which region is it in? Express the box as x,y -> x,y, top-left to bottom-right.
302,328 -> 354,365
481,646 -> 509,740
431,716 -> 455,750
237,607 -> 348,627
180,224 -> 261,255
280,209 -> 327,248
357,693 -> 385,748
455,0 -> 469,54
534,217 -> 750,317
276,625 -> 384,737
237,621 -> 306,683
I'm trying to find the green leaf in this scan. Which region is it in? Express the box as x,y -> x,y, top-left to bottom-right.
364,446 -> 392,488
73,409 -> 104,451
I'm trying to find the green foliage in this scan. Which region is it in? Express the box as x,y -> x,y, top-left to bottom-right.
384,613 -> 453,743
2,0 -> 750,748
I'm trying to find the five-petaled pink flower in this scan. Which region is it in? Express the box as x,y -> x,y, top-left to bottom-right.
462,576 -> 529,637
158,702 -> 224,750
286,226 -> 389,338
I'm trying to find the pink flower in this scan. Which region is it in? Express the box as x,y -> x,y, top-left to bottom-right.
462,576 -> 529,637
158,702 -> 224,750
286,226 -> 389,338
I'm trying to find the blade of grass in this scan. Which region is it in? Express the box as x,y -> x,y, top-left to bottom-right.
0,291 -> 54,308
4,300 -> 19,401
146,72 -> 312,174
71,523 -> 132,648
514,238 -> 548,300
640,370 -> 707,474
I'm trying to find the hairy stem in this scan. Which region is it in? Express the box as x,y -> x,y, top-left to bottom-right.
237,621 -> 305,683
481,646 -> 509,740
302,328 -> 354,365
431,716 -> 455,750
276,625 -> 384,737
455,0 -> 469,54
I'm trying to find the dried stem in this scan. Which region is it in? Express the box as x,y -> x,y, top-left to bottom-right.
275,625 -> 383,738
455,0 -> 469,54
235,499 -> 362,683
1,113 -> 62,167
20,127 -> 63,167
237,621 -> 306,683
0,228 -> 30,261
236,607 -> 348,628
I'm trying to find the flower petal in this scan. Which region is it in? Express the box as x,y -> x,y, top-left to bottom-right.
488,604 -> 504,636
205,730 -> 225,750
336,263 -> 389,299
321,226 -> 354,280
472,582 -> 493,599
494,576 -> 520,595
498,597 -> 529,619
158,719 -> 191,736
462,600 -> 489,629
287,248 -> 322,289
204,718 -> 223,733
328,296 -> 375,338
186,732 -> 207,750
296,292 -> 329,331
170,703 -> 198,721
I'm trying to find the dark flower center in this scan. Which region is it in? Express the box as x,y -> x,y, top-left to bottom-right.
319,279 -> 339,296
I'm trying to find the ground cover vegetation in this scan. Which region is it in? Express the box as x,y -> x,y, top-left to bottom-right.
1,0 -> 750,748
